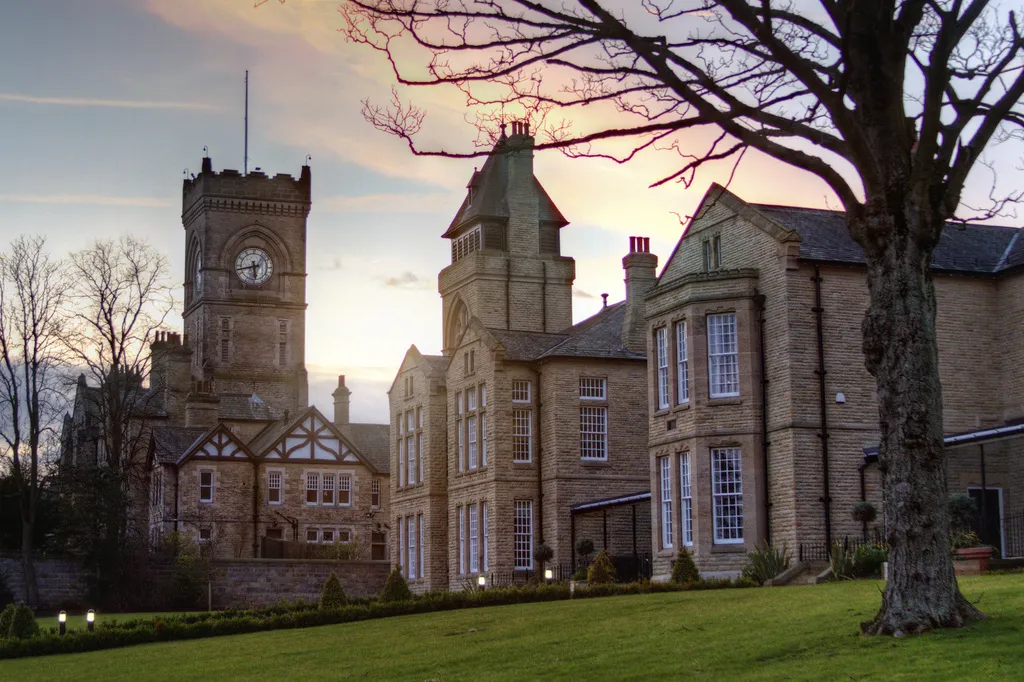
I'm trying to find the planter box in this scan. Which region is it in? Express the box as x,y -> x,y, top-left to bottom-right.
953,547 -> 994,576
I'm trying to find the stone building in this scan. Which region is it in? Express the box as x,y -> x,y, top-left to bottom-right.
389,123 -> 653,592
63,158 -> 391,559
646,183 -> 1024,579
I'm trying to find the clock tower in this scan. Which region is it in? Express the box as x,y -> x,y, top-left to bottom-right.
181,156 -> 311,415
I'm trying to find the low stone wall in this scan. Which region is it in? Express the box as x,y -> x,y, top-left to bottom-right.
0,557 -> 91,609
210,559 -> 390,609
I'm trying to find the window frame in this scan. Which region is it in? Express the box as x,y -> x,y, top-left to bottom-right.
267,469 -> 283,505
371,478 -> 381,509
656,326 -> 670,410
659,456 -> 673,549
680,452 -> 693,547
579,406 -> 608,461
305,472 -> 320,505
511,380 -> 531,403
579,377 -> 607,400
512,409 -> 532,463
514,500 -> 534,571
707,313 -> 740,398
711,447 -> 744,544
199,470 -> 214,504
469,502 -> 479,573
676,320 -> 689,404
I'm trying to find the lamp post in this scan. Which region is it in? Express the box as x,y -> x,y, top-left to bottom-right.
86,609 -> 95,632
477,575 -> 486,591
58,611 -> 67,636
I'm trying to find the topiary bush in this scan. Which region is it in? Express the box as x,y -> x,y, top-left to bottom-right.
380,566 -> 413,602
947,493 -> 979,533
587,550 -> 616,585
851,501 -> 878,525
575,538 -> 595,567
741,543 -> 790,585
8,604 -> 38,640
671,549 -> 700,584
319,571 -> 347,609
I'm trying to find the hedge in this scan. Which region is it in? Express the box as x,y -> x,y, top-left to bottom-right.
0,578 -> 752,659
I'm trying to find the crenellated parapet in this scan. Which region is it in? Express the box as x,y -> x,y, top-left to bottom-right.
182,157 -> 311,226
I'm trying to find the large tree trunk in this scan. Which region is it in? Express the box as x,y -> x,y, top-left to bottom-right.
21,519 -> 38,606
859,207 -> 984,635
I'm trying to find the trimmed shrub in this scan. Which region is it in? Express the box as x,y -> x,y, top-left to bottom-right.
0,603 -> 15,638
534,543 -> 554,565
671,549 -> 700,584
571,567 -> 588,582
851,501 -> 877,525
741,543 -> 790,585
950,530 -> 983,550
948,494 -> 979,533
851,544 -> 888,578
9,604 -> 38,640
587,550 -> 616,585
320,572 -> 347,609
380,566 -> 413,603
575,538 -> 595,564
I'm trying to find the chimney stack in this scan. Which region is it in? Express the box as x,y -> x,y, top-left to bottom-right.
332,375 -> 352,426
621,236 -> 658,353
185,379 -> 220,428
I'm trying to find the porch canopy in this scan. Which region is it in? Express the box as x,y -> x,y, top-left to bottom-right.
569,491 -> 650,568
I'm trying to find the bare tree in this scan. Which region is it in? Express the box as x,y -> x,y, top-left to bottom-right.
61,237 -> 175,596
0,236 -> 69,606
326,0 -> 1024,633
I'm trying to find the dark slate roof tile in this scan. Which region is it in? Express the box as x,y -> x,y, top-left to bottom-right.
754,204 -> 1020,274
488,330 -> 567,361
339,423 -> 390,474
444,135 -> 567,235
540,302 -> 645,361
152,426 -> 208,464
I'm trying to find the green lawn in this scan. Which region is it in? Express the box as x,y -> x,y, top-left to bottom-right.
34,612 -> 197,632
7,575 -> 1024,680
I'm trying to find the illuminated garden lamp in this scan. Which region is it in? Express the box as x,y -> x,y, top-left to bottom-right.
86,609 -> 95,632
58,610 -> 67,636
477,575 -> 486,590
544,568 -> 553,582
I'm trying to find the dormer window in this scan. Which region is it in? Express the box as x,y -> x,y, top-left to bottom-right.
452,227 -> 482,263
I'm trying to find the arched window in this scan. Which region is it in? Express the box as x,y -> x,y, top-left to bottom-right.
446,298 -> 469,350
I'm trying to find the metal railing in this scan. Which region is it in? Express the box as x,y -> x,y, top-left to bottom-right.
485,555 -> 653,587
798,531 -> 885,563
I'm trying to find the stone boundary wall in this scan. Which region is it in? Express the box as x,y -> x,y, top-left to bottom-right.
210,559 -> 390,609
0,557 -> 90,609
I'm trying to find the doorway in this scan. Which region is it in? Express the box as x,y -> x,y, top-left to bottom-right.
967,487 -> 1004,557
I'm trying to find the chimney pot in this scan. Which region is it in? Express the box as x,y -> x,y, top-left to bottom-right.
524,121 -> 530,136
601,293 -> 609,308
338,375 -> 346,387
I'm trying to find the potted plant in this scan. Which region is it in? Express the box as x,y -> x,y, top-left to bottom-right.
947,494 -> 993,575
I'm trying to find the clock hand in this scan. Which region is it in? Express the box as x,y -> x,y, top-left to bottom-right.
250,260 -> 259,279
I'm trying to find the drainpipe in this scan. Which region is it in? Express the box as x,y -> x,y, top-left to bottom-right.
506,259 -> 511,330
812,265 -> 833,548
536,368 -> 544,547
754,290 -> 771,545
173,465 -> 180,535
858,462 -> 868,541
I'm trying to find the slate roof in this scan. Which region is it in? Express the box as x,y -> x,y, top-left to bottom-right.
487,301 -> 645,362
246,417 -> 292,455
421,354 -> 450,377
218,393 -> 281,422
151,426 -> 208,464
755,204 -> 1021,274
444,134 -> 567,236
338,423 -> 391,474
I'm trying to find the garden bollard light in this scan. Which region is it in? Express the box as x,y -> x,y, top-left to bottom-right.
58,610 -> 66,636
544,568 -> 553,582
477,575 -> 486,591
86,609 -> 95,632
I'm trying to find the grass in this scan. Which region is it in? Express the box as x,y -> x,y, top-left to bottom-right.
7,575 -> 1024,680
34,612 -> 196,632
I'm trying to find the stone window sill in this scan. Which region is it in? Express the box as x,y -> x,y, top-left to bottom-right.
707,397 -> 742,407
580,459 -> 611,467
710,543 -> 745,554
673,403 -> 691,413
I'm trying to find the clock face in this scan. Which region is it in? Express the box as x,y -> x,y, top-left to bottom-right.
235,247 -> 273,286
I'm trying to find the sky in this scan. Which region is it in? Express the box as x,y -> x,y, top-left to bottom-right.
2,0 -> 1014,423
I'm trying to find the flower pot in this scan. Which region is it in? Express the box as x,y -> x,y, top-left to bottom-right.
953,546 -> 994,576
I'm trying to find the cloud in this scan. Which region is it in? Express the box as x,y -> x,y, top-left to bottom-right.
574,289 -> 598,300
0,93 -> 219,111
320,192 -> 459,214
0,194 -> 172,208
379,271 -> 432,290
318,257 -> 343,272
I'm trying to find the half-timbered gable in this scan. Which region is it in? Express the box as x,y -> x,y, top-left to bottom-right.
178,424 -> 256,465
254,406 -> 378,470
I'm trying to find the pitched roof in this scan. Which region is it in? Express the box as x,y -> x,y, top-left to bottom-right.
218,393 -> 281,422
151,426 -> 208,464
541,301 -> 644,361
421,354 -> 449,377
444,134 -> 567,236
338,423 -> 390,474
754,204 -> 1021,274
486,301 -> 645,363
